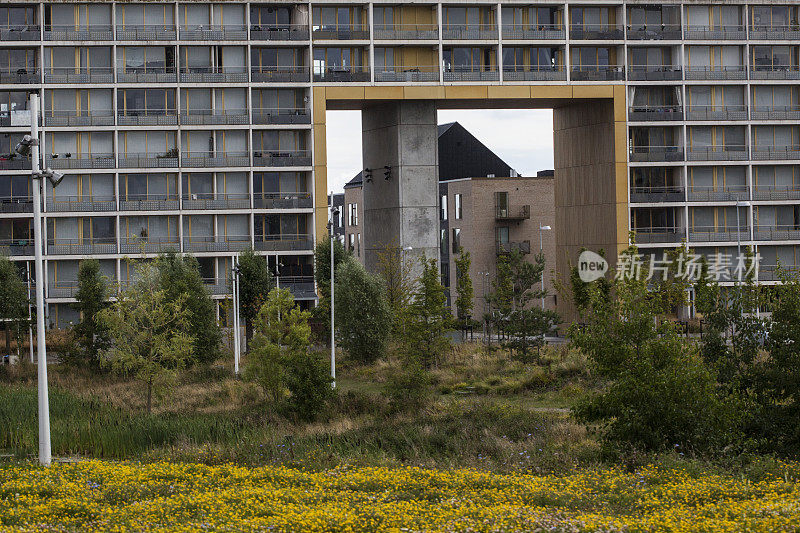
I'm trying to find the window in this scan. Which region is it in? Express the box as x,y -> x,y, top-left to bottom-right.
455,194 -> 463,219
440,228 -> 448,255
452,228 -> 461,253
348,233 -> 355,252
440,194 -> 448,220
441,263 -> 450,288
357,233 -> 361,256
347,202 -> 358,226
497,226 -> 509,244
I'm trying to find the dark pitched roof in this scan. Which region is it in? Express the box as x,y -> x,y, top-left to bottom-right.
344,171 -> 363,188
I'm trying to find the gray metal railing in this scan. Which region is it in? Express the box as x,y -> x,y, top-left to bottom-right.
119,195 -> 180,211
751,105 -> 800,120
0,197 -> 33,213
570,65 -> 625,81
753,225 -> 800,241
120,236 -> 180,254
181,151 -> 251,168
753,187 -> 800,201
254,234 -> 314,251
252,150 -> 312,167
179,66 -> 248,83
117,109 -> 178,126
46,153 -> 115,169
0,239 -> 33,256
183,235 -> 251,252
374,23 -> 439,40
751,145 -> 800,161
44,110 -> 115,126
627,65 -> 682,81
180,109 -> 249,125
750,65 -> 800,80
251,107 -> 311,125
314,65 -> 370,82
253,192 -> 313,209
47,195 -> 115,212
749,25 -> 800,40
116,25 -> 177,41
687,145 -> 748,161
685,105 -> 747,121
0,24 -> 39,41
628,105 -> 683,122
629,146 -> 684,162
629,187 -> 685,203
375,65 -> 440,82
442,24 -> 497,40
688,226 -> 748,242
251,66 -> 309,82
44,67 -> 114,83
116,67 -> 177,83
502,65 -> 566,81
684,65 -> 746,80
632,227 -> 684,243
687,187 -> 748,202
201,277 -> 230,295
47,238 -> 117,255
312,25 -> 370,40
626,23 -> 682,40
570,23 -> 624,40
250,24 -> 309,41
182,194 -> 250,210
496,240 -> 531,254
0,67 -> 39,84
44,24 -> 113,41
179,24 -> 248,40
443,66 -> 499,82
0,156 -> 32,170
117,152 -> 179,168
502,23 -> 564,40
684,25 -> 746,40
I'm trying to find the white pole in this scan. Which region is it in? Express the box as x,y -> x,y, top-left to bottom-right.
330,193 -> 335,389
232,256 -> 240,376
539,227 -> 545,310
30,94 -> 51,466
27,263 -> 34,363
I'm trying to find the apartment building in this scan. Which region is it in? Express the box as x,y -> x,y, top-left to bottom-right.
1,1 -> 799,326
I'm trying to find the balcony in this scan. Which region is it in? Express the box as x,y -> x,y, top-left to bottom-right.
374,24 -> 439,40
0,110 -> 32,127
47,239 -> 117,256
443,66 -> 499,82
569,24 -> 624,40
375,65 -> 440,83
0,239 -> 33,256
749,26 -> 800,40
46,153 -> 115,170
0,24 -> 39,41
44,67 -> 114,84
750,66 -> 800,81
183,236 -> 251,253
202,277 -> 230,295
314,65 -> 370,82
0,67 -> 39,84
179,66 -> 248,83
116,67 -> 177,84
48,282 -> 78,299
251,66 -> 309,83
629,146 -> 684,163
119,195 -> 180,211
570,65 -> 625,81
633,228 -> 684,244
253,192 -> 313,209
495,205 -> 530,221
502,24 -> 565,40
181,151 -> 250,168
627,24 -> 682,40
281,276 -> 317,299
0,155 -> 31,170
250,24 -> 309,41
312,25 -> 369,40
627,65 -> 682,81
252,150 -> 312,167
117,152 -> 179,169
180,109 -> 249,125
753,187 -> 800,201
46,196 -> 115,212
182,193 -> 249,210
0,197 -> 33,213
251,107 -> 311,125
630,187 -> 684,203
684,65 -> 746,80
44,110 -> 115,127
116,25 -> 177,41
254,234 -> 314,251
44,25 -> 113,41
684,25 -> 746,40
688,226 -> 747,242
496,240 -> 531,255
686,187 -> 748,202
118,109 -> 178,126
751,145 -> 800,161
687,146 -> 748,162
120,236 -> 180,254
503,66 -> 566,82
179,25 -> 248,41
751,106 -> 800,121
753,225 -> 800,241
442,24 -> 497,40
628,105 -> 683,122
685,105 -> 747,121
759,265 -> 800,282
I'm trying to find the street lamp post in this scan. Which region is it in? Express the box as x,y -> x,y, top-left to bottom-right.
231,257 -> 241,376
538,224 -> 552,310
330,195 -> 339,389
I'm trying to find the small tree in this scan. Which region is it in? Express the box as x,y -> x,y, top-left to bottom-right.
97,262 -> 195,413
376,243 -> 415,335
335,260 -> 392,364
313,236 -> 350,343
453,248 -> 474,335
237,249 -> 273,344
71,259 -> 110,369
403,257 -> 451,368
0,256 -> 29,355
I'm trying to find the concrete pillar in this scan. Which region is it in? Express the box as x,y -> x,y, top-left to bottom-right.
361,101 -> 439,279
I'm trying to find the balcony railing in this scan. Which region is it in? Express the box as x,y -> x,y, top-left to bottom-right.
251,66 -> 309,82
116,67 -> 177,83
749,25 -> 800,40
753,186 -> 800,201
632,227 -> 684,244
183,236 -> 251,252
0,197 -> 33,213
569,23 -> 624,40
751,145 -> 800,161
120,236 -> 180,254
179,24 -> 248,40
179,66 -> 248,83
117,152 -> 179,168
375,65 -> 440,82
753,225 -> 800,241
0,24 -> 39,41
750,66 -> 800,81
182,193 -> 250,210
570,65 -> 625,81
442,24 -> 497,40
627,65 -> 682,81
44,67 -> 114,84
751,106 -> 800,121
44,110 -> 115,127
684,25 -> 746,40
252,107 -> 310,125
687,145 -> 748,161
250,24 -> 309,41
686,187 -> 748,202
254,233 -> 314,251
629,186 -> 684,203
116,25 -> 177,41
496,240 -> 531,255
626,24 -> 682,40
759,265 -> 800,282
181,151 -> 251,168
48,282 -> 79,299
685,105 -> 747,121
47,195 -> 115,212
495,205 -> 530,220
629,146 -> 684,162
443,66 -> 499,82
0,239 -> 33,256
0,110 -> 31,127
314,65 -> 370,82
688,226 -> 748,242
47,238 -> 117,255
253,192 -> 313,209
684,65 -> 746,80
118,109 -> 178,126
374,24 -> 439,40
0,155 -> 31,170
502,23 -> 565,40
312,25 -> 370,40
119,195 -> 180,211
201,277 -> 230,295
252,150 -> 312,167
180,109 -> 249,125
628,105 -> 683,122
280,276 -> 317,299
44,24 -> 113,41
46,153 -> 115,169
0,67 -> 39,84
502,65 -> 566,81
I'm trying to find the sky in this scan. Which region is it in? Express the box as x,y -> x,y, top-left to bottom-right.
325,109 -> 555,193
